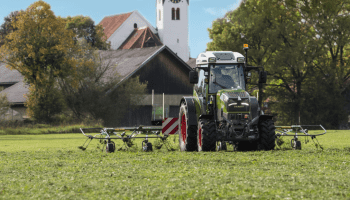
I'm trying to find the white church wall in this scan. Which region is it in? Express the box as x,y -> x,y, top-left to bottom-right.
108,11 -> 157,50
157,1 -> 189,62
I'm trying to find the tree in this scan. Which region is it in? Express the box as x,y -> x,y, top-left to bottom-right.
64,16 -> 110,50
0,92 -> 10,117
207,0 -> 350,128
0,11 -> 21,47
0,1 -> 78,122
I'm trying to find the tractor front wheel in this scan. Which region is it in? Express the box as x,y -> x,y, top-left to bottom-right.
258,119 -> 276,150
179,102 -> 197,151
197,120 -> 216,151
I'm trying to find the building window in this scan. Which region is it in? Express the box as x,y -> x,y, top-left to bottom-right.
159,10 -> 161,21
134,23 -> 137,29
176,8 -> 180,20
172,8 -> 175,20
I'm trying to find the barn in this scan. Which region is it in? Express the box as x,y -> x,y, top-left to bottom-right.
99,45 -> 194,126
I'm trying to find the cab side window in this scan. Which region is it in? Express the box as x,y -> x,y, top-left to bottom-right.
197,69 -> 205,97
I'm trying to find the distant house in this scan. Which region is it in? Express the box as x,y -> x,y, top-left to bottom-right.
0,63 -> 28,121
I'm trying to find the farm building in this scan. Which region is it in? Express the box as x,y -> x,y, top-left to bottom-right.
99,45 -> 194,126
0,63 -> 28,121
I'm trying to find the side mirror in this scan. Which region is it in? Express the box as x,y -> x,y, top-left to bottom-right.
189,71 -> 198,84
259,71 -> 267,83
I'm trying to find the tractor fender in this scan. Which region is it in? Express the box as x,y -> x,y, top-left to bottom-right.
180,97 -> 198,126
248,115 -> 273,127
258,115 -> 274,124
250,97 -> 259,119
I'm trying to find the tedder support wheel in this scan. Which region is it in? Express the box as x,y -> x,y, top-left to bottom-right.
217,141 -> 227,151
179,102 -> 197,151
258,119 -> 276,150
197,120 -> 216,151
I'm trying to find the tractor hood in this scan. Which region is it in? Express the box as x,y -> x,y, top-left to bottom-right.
217,89 -> 251,114
217,89 -> 250,102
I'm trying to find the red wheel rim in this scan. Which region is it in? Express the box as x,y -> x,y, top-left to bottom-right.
181,114 -> 186,143
198,127 -> 202,147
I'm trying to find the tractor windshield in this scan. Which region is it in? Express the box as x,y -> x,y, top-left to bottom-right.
209,64 -> 245,93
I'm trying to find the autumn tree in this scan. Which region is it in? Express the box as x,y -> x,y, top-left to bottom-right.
0,91 -> 10,117
0,11 -> 21,47
0,1 -> 78,122
64,15 -> 110,50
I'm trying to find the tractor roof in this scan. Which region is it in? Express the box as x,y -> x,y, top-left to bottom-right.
196,51 -> 245,66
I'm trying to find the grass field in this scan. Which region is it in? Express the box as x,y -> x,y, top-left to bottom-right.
0,130 -> 350,199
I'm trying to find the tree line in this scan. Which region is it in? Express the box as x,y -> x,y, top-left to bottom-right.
0,1 -> 147,125
207,0 -> 350,129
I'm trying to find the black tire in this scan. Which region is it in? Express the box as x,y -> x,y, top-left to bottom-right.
179,102 -> 197,151
106,142 -> 115,153
197,120 -> 216,151
258,119 -> 276,150
221,141 -> 227,151
146,142 -> 153,151
295,140 -> 301,150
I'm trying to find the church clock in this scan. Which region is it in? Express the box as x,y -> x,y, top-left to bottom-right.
171,0 -> 181,3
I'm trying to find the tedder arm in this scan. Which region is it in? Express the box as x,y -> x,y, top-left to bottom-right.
79,125 -> 173,152
275,125 -> 326,150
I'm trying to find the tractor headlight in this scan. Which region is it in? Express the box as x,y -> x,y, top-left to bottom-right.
228,99 -> 237,106
237,57 -> 245,63
208,57 -> 216,62
241,99 -> 249,106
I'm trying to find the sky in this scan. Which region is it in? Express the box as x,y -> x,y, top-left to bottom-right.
0,0 -> 240,58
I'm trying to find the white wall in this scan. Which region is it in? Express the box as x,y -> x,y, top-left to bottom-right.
157,1 -> 189,62
108,11 -> 157,50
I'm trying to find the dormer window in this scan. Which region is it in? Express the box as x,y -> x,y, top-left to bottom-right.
134,23 -> 137,29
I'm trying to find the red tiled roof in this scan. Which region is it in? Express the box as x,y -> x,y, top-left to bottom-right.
98,12 -> 133,39
118,27 -> 163,50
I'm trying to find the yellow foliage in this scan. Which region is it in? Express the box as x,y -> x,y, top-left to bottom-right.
0,0 -> 78,87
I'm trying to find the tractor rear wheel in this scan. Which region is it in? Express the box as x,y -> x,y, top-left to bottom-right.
258,119 -> 276,150
197,120 -> 216,151
179,102 -> 197,151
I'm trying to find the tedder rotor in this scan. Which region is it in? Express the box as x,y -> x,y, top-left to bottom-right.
79,125 -> 175,153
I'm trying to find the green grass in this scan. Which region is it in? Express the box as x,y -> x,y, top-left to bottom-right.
0,130 -> 350,199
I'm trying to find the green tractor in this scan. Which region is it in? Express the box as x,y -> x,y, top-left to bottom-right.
179,45 -> 275,151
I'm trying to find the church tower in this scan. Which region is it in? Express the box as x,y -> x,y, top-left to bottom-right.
157,0 -> 189,62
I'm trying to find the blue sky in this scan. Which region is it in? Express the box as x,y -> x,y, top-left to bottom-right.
0,0 -> 240,58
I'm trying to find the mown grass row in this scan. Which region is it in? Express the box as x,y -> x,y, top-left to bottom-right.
0,130 -> 349,199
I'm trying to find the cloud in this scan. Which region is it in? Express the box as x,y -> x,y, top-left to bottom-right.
203,2 -> 240,17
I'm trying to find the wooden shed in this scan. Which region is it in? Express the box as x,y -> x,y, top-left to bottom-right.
100,45 -> 195,126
